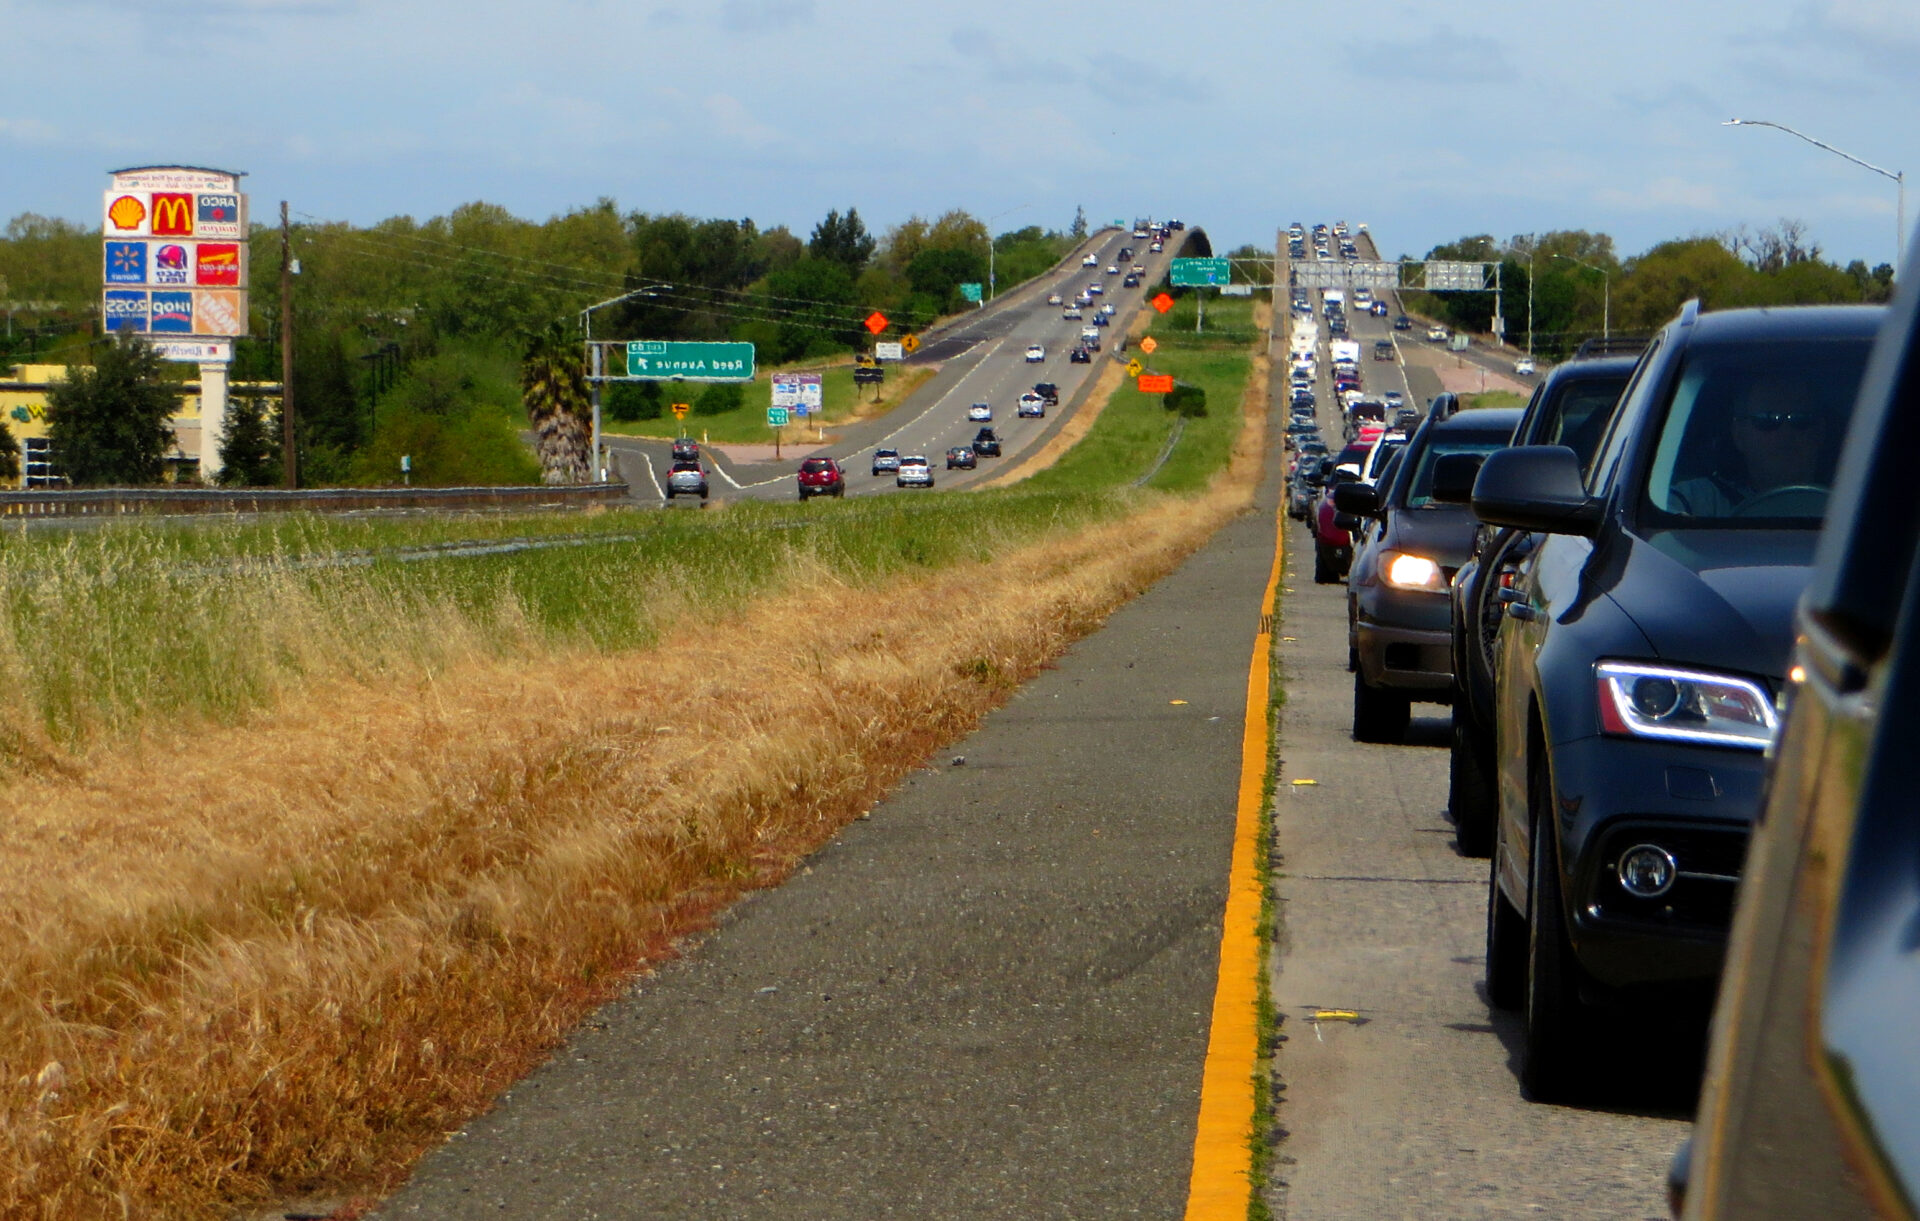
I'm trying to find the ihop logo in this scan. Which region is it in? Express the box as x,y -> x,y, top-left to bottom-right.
149,291 -> 194,333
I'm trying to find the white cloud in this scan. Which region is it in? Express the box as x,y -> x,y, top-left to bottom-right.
1597,176 -> 1723,213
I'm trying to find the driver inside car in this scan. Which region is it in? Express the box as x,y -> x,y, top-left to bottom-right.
1668,374 -> 1835,516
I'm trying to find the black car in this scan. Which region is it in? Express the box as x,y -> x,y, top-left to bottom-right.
1441,354 -> 1640,854
1393,315 -> 1413,331
1123,274 -> 1141,288
1335,405 -> 1522,742
1472,300 -> 1883,1101
1670,257 -> 1920,1221
1033,382 -> 1060,406
972,427 -> 1002,457
1069,347 -> 1092,364
945,446 -> 976,470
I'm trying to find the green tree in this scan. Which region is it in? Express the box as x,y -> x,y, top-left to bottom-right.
45,334 -> 181,485
808,208 -> 876,273
604,380 -> 663,422
521,323 -> 591,484
1070,206 -> 1087,240
0,417 -> 18,482
216,394 -> 280,486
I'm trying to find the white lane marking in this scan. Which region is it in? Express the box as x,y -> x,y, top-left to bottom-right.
640,452 -> 664,499
709,457 -> 744,489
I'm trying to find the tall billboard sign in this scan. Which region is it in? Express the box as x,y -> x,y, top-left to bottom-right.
100,166 -> 250,339
101,166 -> 249,482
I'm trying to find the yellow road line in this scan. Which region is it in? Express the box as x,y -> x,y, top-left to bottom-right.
1183,486 -> 1284,1219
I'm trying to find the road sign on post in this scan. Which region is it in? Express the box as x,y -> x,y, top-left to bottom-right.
864,311 -> 889,334
902,334 -> 920,354
671,402 -> 689,420
625,341 -> 755,381
1138,374 -> 1174,393
1151,292 -> 1175,314
959,282 -> 983,303
768,406 -> 790,427
1126,358 -> 1143,378
1139,336 -> 1158,354
1169,257 -> 1230,286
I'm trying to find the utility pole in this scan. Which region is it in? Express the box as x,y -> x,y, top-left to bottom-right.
279,201 -> 297,489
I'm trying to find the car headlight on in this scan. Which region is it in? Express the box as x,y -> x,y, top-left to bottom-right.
1595,661 -> 1777,750
1384,552 -> 1445,591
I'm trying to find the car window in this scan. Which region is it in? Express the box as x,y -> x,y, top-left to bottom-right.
801,459 -> 834,473
1641,338 -> 1873,526
1405,437 -> 1510,508
1585,339 -> 1660,497
1542,375 -> 1630,471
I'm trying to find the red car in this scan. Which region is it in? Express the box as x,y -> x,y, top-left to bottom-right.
796,456 -> 845,500
1310,442 -> 1371,584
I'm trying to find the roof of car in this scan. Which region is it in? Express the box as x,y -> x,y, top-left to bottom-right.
1684,304 -> 1885,344
1430,406 -> 1525,436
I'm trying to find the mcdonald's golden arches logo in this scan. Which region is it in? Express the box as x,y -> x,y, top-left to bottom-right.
150,193 -> 194,236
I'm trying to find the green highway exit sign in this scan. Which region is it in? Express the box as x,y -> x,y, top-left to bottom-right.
626,340 -> 755,381
1169,257 -> 1231,287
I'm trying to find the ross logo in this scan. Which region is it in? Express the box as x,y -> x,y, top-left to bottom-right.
194,243 -> 240,286
104,289 -> 150,332
152,244 -> 191,285
150,193 -> 194,236
107,195 -> 147,232
193,290 -> 245,336
150,291 -> 194,333
105,241 -> 148,284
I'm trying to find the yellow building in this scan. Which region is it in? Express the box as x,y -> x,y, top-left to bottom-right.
0,363 -> 248,486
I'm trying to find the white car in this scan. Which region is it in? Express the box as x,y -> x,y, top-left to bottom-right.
1513,356 -> 1537,375
1082,253 -> 1099,267
1025,343 -> 1045,363
1353,289 -> 1373,307
1087,282 -> 1103,295
1017,392 -> 1046,418
1106,264 -> 1120,275
895,457 -> 933,488
967,402 -> 993,422
1150,241 -> 1163,253
1063,306 -> 1083,320
1047,293 -> 1062,306
1100,302 -> 1116,316
1427,325 -> 1449,342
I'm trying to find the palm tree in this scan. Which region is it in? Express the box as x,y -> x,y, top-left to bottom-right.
522,323 -> 592,484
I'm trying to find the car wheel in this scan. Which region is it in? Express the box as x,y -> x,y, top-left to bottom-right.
1522,753 -> 1588,1102
798,491 -> 808,502
1313,541 -> 1338,584
1449,709 -> 1496,857
699,491 -> 708,501
1352,671 -> 1410,743
1486,821 -> 1526,1011
834,487 -> 845,498
664,489 -> 674,499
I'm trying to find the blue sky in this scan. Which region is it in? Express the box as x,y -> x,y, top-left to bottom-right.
4,0 -> 1917,269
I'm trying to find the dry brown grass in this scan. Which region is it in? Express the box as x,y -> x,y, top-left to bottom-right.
0,341 -> 1271,1220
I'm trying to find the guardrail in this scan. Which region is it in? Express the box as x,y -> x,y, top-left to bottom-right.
0,482 -> 630,518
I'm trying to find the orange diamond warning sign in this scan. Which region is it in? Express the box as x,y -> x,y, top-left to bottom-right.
1140,336 -> 1158,354
864,311 -> 889,335
1151,293 -> 1174,314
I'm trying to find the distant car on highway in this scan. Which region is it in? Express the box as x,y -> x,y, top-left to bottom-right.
1122,274 -> 1141,288
1018,392 -> 1046,418
871,448 -> 900,476
1069,346 -> 1092,364
796,456 -> 844,500
1063,306 -> 1083,320
671,437 -> 700,462
1047,293 -> 1062,306
1513,356 -> 1537,375
895,456 -> 932,488
1032,382 -> 1059,406
1083,253 -> 1098,267
1371,301 -> 1390,317
967,402 -> 993,422
1394,315 -> 1413,330
972,427 -> 1002,457
1106,264 -> 1120,275
1087,282 -> 1103,296
1100,302 -> 1116,316
1427,325 -> 1449,342
945,446 -> 976,470
665,461 -> 708,500
1025,343 -> 1045,363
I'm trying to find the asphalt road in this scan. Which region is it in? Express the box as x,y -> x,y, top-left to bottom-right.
1264,222 -> 1691,1219
374,269 -> 1286,1217
611,229 -> 1176,507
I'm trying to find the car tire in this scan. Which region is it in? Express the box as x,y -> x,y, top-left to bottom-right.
1449,710 -> 1496,857
798,491 -> 808,502
1352,671 -> 1410,743
1522,754 -> 1588,1103
664,489 -> 674,499
699,491 -> 708,501
1486,827 -> 1527,1011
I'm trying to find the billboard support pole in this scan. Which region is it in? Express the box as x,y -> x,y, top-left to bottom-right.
279,200 -> 296,489
590,342 -> 603,482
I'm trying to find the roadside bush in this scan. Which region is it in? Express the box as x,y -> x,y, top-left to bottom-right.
604,381 -> 663,422
694,383 -> 744,415
1164,382 -> 1208,418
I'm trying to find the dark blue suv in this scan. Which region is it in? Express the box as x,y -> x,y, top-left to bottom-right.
1471,301 -> 1883,1100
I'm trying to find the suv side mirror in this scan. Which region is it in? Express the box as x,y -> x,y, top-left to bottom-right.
1332,481 -> 1382,517
1430,452 -> 1486,504
1471,446 -> 1602,536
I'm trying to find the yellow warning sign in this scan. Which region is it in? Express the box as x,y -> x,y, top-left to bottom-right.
901,333 -> 920,353
671,402 -> 690,420
1126,359 -> 1143,378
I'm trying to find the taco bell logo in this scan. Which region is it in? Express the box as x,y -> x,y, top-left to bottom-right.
104,289 -> 149,332
152,243 -> 190,284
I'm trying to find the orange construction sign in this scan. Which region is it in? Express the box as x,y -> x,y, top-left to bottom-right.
1138,373 -> 1175,393
1140,336 -> 1159,354
864,311 -> 889,335
1151,293 -> 1175,314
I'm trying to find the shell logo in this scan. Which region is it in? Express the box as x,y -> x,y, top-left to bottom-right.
107,195 -> 146,231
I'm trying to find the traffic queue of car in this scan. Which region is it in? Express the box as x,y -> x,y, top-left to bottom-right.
1288,217 -> 1920,1213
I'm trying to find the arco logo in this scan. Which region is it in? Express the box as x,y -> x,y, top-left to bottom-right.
151,193 -> 193,236
107,195 -> 146,231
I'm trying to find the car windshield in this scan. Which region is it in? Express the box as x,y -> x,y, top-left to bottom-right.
1405,436 -> 1512,508
800,459 -> 834,473
1642,338 -> 1873,526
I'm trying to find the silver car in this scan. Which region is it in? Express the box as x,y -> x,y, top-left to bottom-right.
895,456 -> 933,488
666,461 -> 708,500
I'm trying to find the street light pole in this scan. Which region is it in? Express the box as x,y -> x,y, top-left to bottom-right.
983,203 -> 1031,302
1554,253 -> 1611,341
1724,118 -> 1905,270
578,285 -> 666,481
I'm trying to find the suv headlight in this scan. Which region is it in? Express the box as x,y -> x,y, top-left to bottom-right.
1595,661 -> 1777,750
1383,552 -> 1445,591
